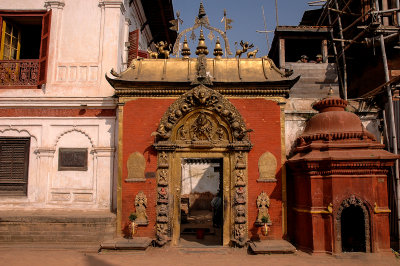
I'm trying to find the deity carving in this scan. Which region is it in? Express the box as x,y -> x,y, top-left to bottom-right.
156,205 -> 169,223
256,192 -> 271,224
154,85 -> 251,144
235,170 -> 246,187
234,187 -> 246,205
134,191 -> 148,225
158,169 -> 168,186
156,223 -> 169,246
235,152 -> 246,169
158,187 -> 169,204
158,152 -> 169,168
235,204 -> 246,224
234,224 -> 247,246
191,112 -> 213,141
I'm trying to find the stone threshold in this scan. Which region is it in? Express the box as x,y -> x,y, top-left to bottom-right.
249,240 -> 296,254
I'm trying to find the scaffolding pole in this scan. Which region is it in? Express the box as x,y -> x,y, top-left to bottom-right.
375,0 -> 400,249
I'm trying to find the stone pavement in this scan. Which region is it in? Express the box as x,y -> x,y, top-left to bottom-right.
1,245 -> 400,266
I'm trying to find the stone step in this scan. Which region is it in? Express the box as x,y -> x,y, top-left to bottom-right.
0,210 -> 116,244
248,240 -> 296,254
100,237 -> 153,251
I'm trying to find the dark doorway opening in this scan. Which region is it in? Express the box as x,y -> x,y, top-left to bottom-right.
341,205 -> 367,252
180,158 -> 223,246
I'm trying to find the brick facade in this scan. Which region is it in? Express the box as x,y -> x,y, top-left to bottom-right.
121,97 -> 284,240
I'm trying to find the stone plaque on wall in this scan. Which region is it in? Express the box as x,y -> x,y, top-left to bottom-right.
258,152 -> 277,181
126,152 -> 146,181
58,148 -> 88,171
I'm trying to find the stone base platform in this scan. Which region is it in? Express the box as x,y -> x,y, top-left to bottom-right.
100,237 -> 153,251
0,210 -> 115,244
249,240 -> 296,254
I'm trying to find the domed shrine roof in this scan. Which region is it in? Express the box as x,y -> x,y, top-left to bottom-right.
289,96 -> 398,163
301,97 -> 376,143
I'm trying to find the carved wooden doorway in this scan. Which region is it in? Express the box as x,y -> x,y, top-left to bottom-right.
153,85 -> 252,247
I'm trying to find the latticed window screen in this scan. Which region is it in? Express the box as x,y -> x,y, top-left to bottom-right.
0,138 -> 30,196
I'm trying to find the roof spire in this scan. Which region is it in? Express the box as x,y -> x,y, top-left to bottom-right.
196,29 -> 209,56
198,1 -> 206,19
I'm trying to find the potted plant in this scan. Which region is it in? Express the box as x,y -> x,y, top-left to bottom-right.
129,212 -> 138,237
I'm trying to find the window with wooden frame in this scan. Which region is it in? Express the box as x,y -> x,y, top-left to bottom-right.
0,138 -> 30,196
0,10 -> 51,87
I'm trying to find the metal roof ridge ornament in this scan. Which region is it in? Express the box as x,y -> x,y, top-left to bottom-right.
172,1 -> 233,56
192,29 -> 212,86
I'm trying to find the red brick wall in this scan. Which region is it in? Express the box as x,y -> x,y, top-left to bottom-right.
230,99 -> 283,240
121,98 -> 283,239
121,99 -> 174,237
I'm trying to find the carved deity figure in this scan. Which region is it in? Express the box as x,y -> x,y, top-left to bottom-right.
157,204 -> 168,223
191,112 -> 213,141
234,224 -> 246,245
235,151 -> 246,169
158,187 -> 168,203
234,187 -> 246,204
235,170 -> 246,187
235,204 -> 246,224
158,169 -> 168,186
159,152 -> 169,168
256,191 -> 271,224
156,223 -> 169,246
135,191 -> 148,224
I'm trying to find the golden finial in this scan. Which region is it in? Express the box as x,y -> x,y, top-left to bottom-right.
213,37 -> 223,59
198,1 -> 206,19
196,29 -> 209,56
181,35 -> 191,59
328,86 -> 334,96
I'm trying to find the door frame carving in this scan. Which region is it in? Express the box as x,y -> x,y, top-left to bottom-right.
153,85 -> 252,247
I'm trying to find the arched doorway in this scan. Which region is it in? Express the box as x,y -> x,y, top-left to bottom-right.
336,195 -> 370,253
152,85 -> 252,247
341,205 -> 366,252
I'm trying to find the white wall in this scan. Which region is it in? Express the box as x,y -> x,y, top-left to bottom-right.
0,0 -> 128,97
181,162 -> 220,196
0,116 -> 115,210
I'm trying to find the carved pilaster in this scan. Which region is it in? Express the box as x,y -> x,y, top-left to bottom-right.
233,151 -> 248,246
155,151 -> 171,246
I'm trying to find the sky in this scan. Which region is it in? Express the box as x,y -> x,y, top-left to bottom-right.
171,0 -> 321,57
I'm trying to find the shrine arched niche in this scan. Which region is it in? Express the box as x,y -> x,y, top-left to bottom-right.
153,85 -> 252,247
335,195 -> 371,253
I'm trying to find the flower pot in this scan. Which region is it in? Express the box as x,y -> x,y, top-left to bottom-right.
261,223 -> 269,236
130,221 -> 137,237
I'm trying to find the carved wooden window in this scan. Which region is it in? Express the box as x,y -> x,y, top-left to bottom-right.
0,138 -> 30,196
0,10 -> 51,88
128,29 -> 148,61
0,20 -> 21,60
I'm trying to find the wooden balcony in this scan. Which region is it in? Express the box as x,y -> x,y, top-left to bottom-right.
0,60 -> 40,88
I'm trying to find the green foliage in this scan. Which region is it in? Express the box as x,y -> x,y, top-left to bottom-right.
129,212 -> 137,222
261,216 -> 269,223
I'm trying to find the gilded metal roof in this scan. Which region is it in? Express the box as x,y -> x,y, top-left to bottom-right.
109,57 -> 296,83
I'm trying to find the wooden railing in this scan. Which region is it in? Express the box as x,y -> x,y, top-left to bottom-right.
0,60 -> 39,88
